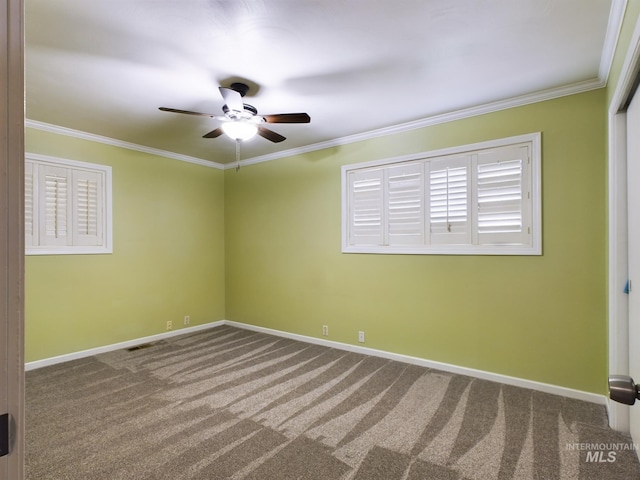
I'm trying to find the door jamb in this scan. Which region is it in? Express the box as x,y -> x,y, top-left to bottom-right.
608,13 -> 640,433
0,0 -> 24,478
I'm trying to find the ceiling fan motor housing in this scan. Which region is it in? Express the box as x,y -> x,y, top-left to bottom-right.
159,80 -> 308,144
230,82 -> 250,97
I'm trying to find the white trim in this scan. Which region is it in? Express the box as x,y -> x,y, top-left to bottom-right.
608,112 -> 630,432
611,17 -> 640,110
341,244 -> 539,256
607,8 -> 640,433
25,153 -> 114,255
600,0 -> 629,82
25,119 -> 225,170
25,318 -> 606,405
225,321 -> 606,405
27,2 -> 629,174
235,0 -> 630,172
26,152 -> 110,171
230,80 -> 603,169
346,132 -> 541,170
24,320 -> 225,371
29,77 -> 601,173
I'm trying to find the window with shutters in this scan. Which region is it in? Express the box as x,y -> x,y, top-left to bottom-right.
25,154 -> 112,255
342,133 -> 541,255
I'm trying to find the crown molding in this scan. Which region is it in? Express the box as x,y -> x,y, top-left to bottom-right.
231,77 -> 606,169
232,0 -> 627,170
600,0 -> 629,82
27,0 -> 625,172
28,76 -> 605,172
25,119 -> 225,169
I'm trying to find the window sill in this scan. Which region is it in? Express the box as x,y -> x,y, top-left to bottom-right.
342,244 -> 541,255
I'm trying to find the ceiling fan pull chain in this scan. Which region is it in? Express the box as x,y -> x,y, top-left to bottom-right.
235,139 -> 241,172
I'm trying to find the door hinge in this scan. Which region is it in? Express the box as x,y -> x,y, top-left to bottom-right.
0,413 -> 9,457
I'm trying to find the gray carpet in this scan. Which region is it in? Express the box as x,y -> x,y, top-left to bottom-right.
26,326 -> 640,479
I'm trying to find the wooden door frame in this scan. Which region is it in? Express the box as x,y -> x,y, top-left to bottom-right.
0,0 -> 25,478
608,14 -> 640,433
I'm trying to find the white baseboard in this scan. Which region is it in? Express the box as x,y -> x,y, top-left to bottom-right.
24,320 -> 225,371
25,319 -> 608,407
225,320 -> 608,406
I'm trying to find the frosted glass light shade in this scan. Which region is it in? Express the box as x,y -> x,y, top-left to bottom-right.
221,121 -> 258,141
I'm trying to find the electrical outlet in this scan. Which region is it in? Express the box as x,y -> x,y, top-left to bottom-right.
358,331 -> 365,343
322,325 -> 328,336
184,315 -> 190,326
166,321 -> 172,330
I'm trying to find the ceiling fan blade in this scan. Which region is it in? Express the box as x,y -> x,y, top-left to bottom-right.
219,87 -> 244,113
258,126 -> 286,143
262,113 -> 311,124
203,128 -> 224,138
159,107 -> 216,117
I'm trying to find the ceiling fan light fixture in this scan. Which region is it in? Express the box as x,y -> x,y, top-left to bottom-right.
221,120 -> 258,141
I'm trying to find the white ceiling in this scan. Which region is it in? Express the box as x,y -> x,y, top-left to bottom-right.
25,0 -> 621,166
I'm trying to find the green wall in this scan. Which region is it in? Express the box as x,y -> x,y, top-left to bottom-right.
25,92 -> 609,394
25,129 -> 226,362
225,89 -> 607,394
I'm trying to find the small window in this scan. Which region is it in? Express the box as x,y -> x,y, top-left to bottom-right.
342,133 -> 541,255
25,154 -> 112,255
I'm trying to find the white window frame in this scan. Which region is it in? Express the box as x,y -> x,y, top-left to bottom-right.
342,132 -> 541,255
25,153 -> 113,255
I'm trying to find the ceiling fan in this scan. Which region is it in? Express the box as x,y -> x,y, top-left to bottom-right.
159,82 -> 310,143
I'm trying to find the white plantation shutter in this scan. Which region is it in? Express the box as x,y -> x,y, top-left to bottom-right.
24,160 -> 37,247
429,155 -> 471,245
348,168 -> 384,245
386,162 -> 424,245
25,155 -> 112,254
342,133 -> 540,255
73,169 -> 103,246
476,146 -> 530,245
40,164 -> 71,247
